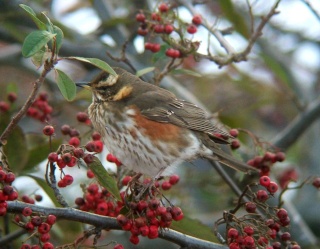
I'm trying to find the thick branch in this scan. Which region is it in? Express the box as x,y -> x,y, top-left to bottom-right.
5,201 -> 228,249
271,97 -> 320,150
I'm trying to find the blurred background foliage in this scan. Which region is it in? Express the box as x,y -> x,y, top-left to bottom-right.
0,0 -> 320,248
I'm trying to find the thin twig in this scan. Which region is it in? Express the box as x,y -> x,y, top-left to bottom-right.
302,0 -> 320,21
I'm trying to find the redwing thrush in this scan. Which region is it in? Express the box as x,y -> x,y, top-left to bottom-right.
81,67 -> 256,177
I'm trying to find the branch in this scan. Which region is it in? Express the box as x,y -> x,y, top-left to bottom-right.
271,97 -> 320,150
5,201 -> 228,249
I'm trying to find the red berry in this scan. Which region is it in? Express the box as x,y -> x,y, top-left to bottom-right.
243,226 -> 254,236
0,101 -> 10,112
245,202 -> 256,213
267,181 -> 278,194
171,206 -> 184,221
164,24 -> 174,34
272,242 -> 281,249
48,152 -> 58,162
276,208 -> 288,220
165,48 -> 180,58
229,242 -> 240,249
148,225 -> 159,239
154,24 -> 164,33
92,131 -> 101,141
158,3 -> 169,12
231,140 -> 240,149
229,128 -> 239,137
137,27 -> 148,36
144,42 -> 153,50
281,232 -> 291,241
161,181 -> 171,190
86,169 -> 95,178
57,179 -> 67,188
31,216 -> 42,226
69,137 -> 80,147
264,152 -> 276,162
76,112 -> 89,122
256,190 -> 269,202
117,214 -> 129,226
24,221 -> 34,231
40,232 -> 51,242
243,236 -> 254,248
259,176 -> 271,187
60,124 -> 71,135
5,172 -> 15,183
187,24 -> 197,34
38,222 -> 51,234
122,175 -> 132,186
42,242 -> 54,249
0,170 -> 6,181
43,125 -> 54,136
7,92 -> 17,103
84,154 -> 94,164
192,15 -> 202,25
46,214 -> 56,225
69,128 -> 80,137
93,140 -> 104,153
150,43 -> 161,53
312,177 -> 320,188
257,236 -> 268,246
129,234 -> 139,245
85,141 -> 96,152
114,244 -> 124,249
96,202 -> 109,215
63,175 -> 74,185
151,12 -> 161,21
20,244 -> 31,249
169,174 -> 179,185
227,228 -> 239,239
136,13 -> 146,22
148,198 -> 160,210
22,207 -> 32,217
275,151 -> 286,162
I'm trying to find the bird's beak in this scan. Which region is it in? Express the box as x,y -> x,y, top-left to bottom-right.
76,82 -> 91,90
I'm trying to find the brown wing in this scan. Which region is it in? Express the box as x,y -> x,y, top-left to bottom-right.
126,88 -> 232,143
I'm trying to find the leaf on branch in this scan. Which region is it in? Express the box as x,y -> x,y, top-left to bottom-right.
19,4 -> 47,30
53,25 -> 64,52
171,216 -> 218,243
31,46 -> 51,68
136,67 -> 155,77
55,69 -> 77,101
87,156 -> 121,200
171,68 -> 202,77
41,12 -> 54,33
22,30 -> 56,58
67,57 -> 117,76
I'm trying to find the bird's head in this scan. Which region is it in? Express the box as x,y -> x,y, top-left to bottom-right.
77,68 -> 133,103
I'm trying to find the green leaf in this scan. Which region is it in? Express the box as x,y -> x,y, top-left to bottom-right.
171,216 -> 219,243
171,68 -> 202,77
53,25 -> 64,52
31,46 -> 47,68
136,67 -> 155,77
218,0 -> 249,38
24,139 -> 62,171
67,57 -> 117,76
87,156 -> 120,200
22,30 -> 56,58
19,4 -> 46,30
41,12 -> 54,33
27,175 -> 61,207
152,44 -> 170,63
55,69 -> 77,101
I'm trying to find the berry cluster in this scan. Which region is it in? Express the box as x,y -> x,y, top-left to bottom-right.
44,121 -> 105,188
75,183 -> 121,217
27,93 -> 53,122
0,167 -> 17,216
216,175 -> 301,249
135,2 -> 202,58
247,151 -> 286,177
0,92 -> 17,113
16,208 -> 56,249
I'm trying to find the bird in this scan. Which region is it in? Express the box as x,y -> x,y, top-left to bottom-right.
79,67 -> 256,178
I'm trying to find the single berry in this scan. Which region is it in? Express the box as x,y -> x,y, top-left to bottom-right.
137,27 -> 148,36
275,151 -> 286,162
281,232 -> 291,241
94,140 -> 104,153
161,181 -> 171,190
63,175 -> 74,185
259,176 -> 271,187
42,242 -> 54,249
43,125 -> 54,136
85,141 -> 96,152
46,214 -> 56,225
76,112 -> 89,122
114,244 -> 124,249
84,154 -> 94,164
73,148 -> 84,158
256,190 -> 269,202
87,169 -> 95,178
4,172 -> 15,183
136,13 -> 146,22
169,174 -> 179,185
151,12 -> 161,21
22,207 -> 32,217
20,244 -> 31,249
243,226 -> 254,236
231,140 -> 240,149
48,152 -> 58,162
154,24 -> 164,33
150,43 -> 161,53
38,222 -> 51,234
69,137 -> 80,147
62,153 -> 72,164
267,181 -> 278,194
92,131 -> 101,140
312,177 -> 320,188
164,24 -> 174,34
192,15 -> 202,25
227,228 -> 239,239
187,24 -> 197,34
69,128 -> 80,137
171,206 -> 184,221
229,128 -> 239,137
158,3 -> 169,12
60,124 -> 71,135
31,216 -> 42,226
122,176 -> 132,186
245,202 -> 256,213
0,101 -> 10,112
7,92 -> 17,103
40,233 -> 50,242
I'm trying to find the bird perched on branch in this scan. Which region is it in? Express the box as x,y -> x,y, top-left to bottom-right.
78,67 -> 256,178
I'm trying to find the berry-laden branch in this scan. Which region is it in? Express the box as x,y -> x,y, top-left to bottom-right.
4,201 -> 229,249
180,0 -> 281,67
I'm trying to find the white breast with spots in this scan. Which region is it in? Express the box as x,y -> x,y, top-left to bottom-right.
89,105 -> 203,177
